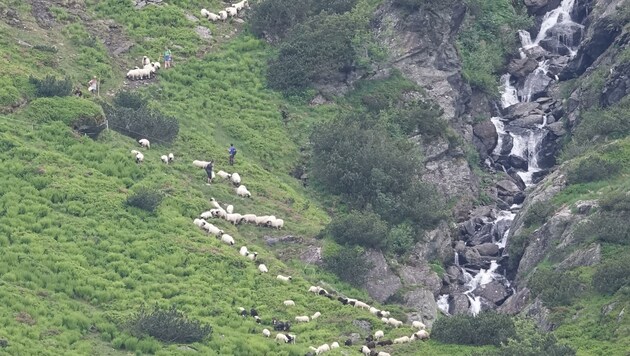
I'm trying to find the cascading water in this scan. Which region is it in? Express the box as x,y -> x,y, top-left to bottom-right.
437,0 -> 582,316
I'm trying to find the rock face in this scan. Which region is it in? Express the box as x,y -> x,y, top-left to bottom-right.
362,250 -> 402,303
473,120 -> 498,155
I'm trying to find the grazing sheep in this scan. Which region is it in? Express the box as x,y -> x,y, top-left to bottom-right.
153,61 -> 161,70
374,330 -> 384,340
360,345 -> 371,356
347,298 -> 358,305
283,300 -> 295,306
338,297 -> 349,305
236,185 -> 251,198
253,316 -> 261,324
269,218 -> 284,229
295,316 -> 310,323
210,198 -> 221,209
275,333 -> 289,343
412,320 -> 426,330
377,352 -> 391,356
230,172 -> 241,186
381,317 -> 389,323
258,264 -> 268,273
211,208 -> 227,219
387,318 -> 403,328
239,246 -> 249,256
241,214 -> 257,224
232,0 -> 248,11
255,215 -> 271,226
217,170 -> 231,179
262,328 -> 271,338
394,336 -> 411,344
309,286 -> 321,294
238,307 -> 248,317
203,223 -> 223,237
272,318 -> 291,331
318,288 -> 329,296
160,155 -> 169,164
193,218 -> 206,228
250,308 -> 258,317
138,138 -> 150,149
311,311 -> 321,320
314,343 -> 330,355
200,8 -> 210,18
225,6 -> 238,17
220,234 -> 235,245
380,311 -> 391,317
200,211 -> 214,219
218,10 -> 228,20
247,252 -> 258,261
168,153 -> 174,162
344,339 -> 353,346
226,213 -> 243,225
131,150 -> 144,163
354,301 -> 370,310
276,275 -> 292,282
226,205 -> 234,214
412,329 -> 430,341
201,9 -> 220,21
142,56 -> 150,66
330,341 -> 339,349
370,307 -> 380,315
193,160 -> 212,168
377,339 -> 393,346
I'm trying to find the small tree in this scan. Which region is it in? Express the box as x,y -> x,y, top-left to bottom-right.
127,304 -> 212,343
113,91 -> 147,110
324,245 -> 372,287
325,210 -> 388,249
126,187 -> 163,213
432,312 -> 516,346
29,75 -> 72,97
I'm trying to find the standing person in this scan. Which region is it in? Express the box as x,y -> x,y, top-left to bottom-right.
228,144 -> 237,166
87,76 -> 98,95
205,161 -> 214,184
163,47 -> 172,69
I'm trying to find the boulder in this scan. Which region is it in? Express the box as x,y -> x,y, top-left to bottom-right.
507,57 -> 539,79
601,61 -> 630,107
463,247 -> 483,266
547,121 -> 566,136
519,70 -> 553,102
524,0 -> 561,15
509,155 -> 529,171
363,250 -> 402,302
511,114 -> 546,129
531,169 -> 550,184
469,224 -> 494,246
474,280 -> 509,304
474,243 -> 500,257
557,243 -> 601,270
450,293 -> 471,315
498,288 -> 531,315
537,131 -> 559,169
352,319 -> 372,332
504,102 -> 540,121
575,200 -> 599,215
496,180 -> 521,195
547,56 -> 570,77
404,289 -> 438,328
400,265 -> 442,295
473,120 -> 498,154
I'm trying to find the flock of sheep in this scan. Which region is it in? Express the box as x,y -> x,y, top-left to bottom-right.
126,56 -> 161,81
200,0 -> 249,21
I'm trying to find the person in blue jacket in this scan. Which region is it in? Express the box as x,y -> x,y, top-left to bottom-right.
228,144 -> 237,166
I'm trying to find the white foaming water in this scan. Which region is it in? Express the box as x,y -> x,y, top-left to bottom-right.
532,0 -> 577,46
463,261 -> 500,315
500,74 -> 519,108
454,252 -> 460,267
437,294 -> 450,315
518,30 -> 533,48
494,211 -> 516,249
538,115 -> 548,129
512,130 -> 545,185
522,60 -> 550,102
490,117 -> 506,156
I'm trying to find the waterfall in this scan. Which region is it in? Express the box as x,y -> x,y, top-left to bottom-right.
462,261 -> 500,316
521,60 -> 550,102
491,117 -> 506,156
514,130 -> 545,186
437,294 -> 450,315
454,252 -> 460,267
531,0 -> 577,46
500,74 -> 519,108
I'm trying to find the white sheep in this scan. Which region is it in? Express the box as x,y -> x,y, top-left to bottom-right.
225,6 -> 238,17
153,61 -> 161,70
232,0 -> 248,11
160,155 -> 169,164
210,208 -> 227,219
247,252 -> 258,261
201,8 -> 220,21
330,341 -> 339,349
142,56 -> 150,66
200,8 -> 210,18
126,68 -> 142,80
255,216 -> 271,226
217,170 -> 232,179
193,160 -> 212,168
258,264 -> 268,273
380,311 -> 391,317
220,234 -> 235,245
374,330 -> 384,340
283,300 -> 295,307
225,213 -> 242,225
226,205 -> 234,214
276,275 -> 292,282
131,150 -> 144,163
241,214 -> 257,224
381,317 -> 389,323
210,198 -> 221,209
269,218 -> 284,229
315,343 -> 330,354
200,211 -> 213,219
262,328 -> 271,338
412,329 -> 430,341
360,346 -> 371,356
377,352 -> 391,356
230,172 -> 241,186
239,246 -> 249,256
138,139 -> 150,149
308,286 -> 321,294
295,316 -> 310,323
203,223 -> 224,237
275,333 -> 289,343
193,218 -> 206,228
393,335 -> 411,344
218,10 -> 228,20
387,318 -> 403,328
168,153 -> 174,162
412,320 -> 426,330
311,311 -> 321,320
354,301 -> 370,310
236,185 -> 251,198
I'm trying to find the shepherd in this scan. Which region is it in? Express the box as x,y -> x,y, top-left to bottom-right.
228,144 -> 237,166
205,160 -> 214,184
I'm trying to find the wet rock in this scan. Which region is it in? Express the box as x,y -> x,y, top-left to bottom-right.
513,191 -> 526,205
498,288 -> 531,315
509,155 -> 529,171
519,70 -> 552,102
546,121 -> 566,136
524,0 -> 562,15
557,243 -> 600,270
474,280 -> 509,304
473,120 -> 498,154
404,289 -> 438,328
363,250 -> 402,303
463,247 -> 483,266
547,56 -> 570,77
537,131 -> 559,169
523,45 -> 547,60
508,57 -> 539,79
531,169 -> 550,184
497,180 -> 521,195
445,265 -> 462,283
511,114 -> 545,129
474,243 -> 500,257
450,293 -> 470,315
504,102 -> 540,121
507,170 -> 527,192
454,240 -> 466,254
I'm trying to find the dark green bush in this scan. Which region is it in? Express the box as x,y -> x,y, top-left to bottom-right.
387,223 -> 415,255
572,212 -> 630,245
392,0 -> 451,10
566,155 -> 621,184
507,233 -> 529,272
113,91 -> 147,110
126,188 -> 163,213
599,190 -> 630,212
325,210 -> 388,249
523,201 -> 556,227
392,99 -> 446,137
574,97 -> 630,140
33,44 -> 58,53
103,104 -> 179,144
529,267 -> 582,307
323,245 -> 372,287
127,304 -> 212,343
29,75 -> 72,97
432,312 -> 516,346
593,258 -> 630,295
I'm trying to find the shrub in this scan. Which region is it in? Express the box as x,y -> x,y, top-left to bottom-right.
325,210 -> 388,248
324,245 -> 373,287
528,267 -> 582,307
33,44 -> 58,53
574,97 -> 630,140
391,99 -> 446,137
599,189 -> 630,212
20,97 -> 105,127
572,212 -> 630,245
103,104 -> 179,144
523,201 -> 556,227
126,304 -> 212,343
431,311 -> 516,346
506,233 -> 529,272
566,155 -> 621,184
113,91 -> 147,110
593,258 -> 630,295
126,188 -> 163,213
387,223 -> 415,255
29,75 -> 72,97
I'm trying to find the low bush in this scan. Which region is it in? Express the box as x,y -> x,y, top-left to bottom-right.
506,233 -> 529,272
126,187 -> 163,213
599,189 -> 630,212
126,304 -> 212,343
387,223 -> 415,255
103,105 -> 179,144
528,267 -> 582,307
432,311 -> 516,346
323,245 -> 372,287
325,210 -> 388,249
572,212 -> 630,245
566,154 -> 621,184
113,91 -> 147,110
29,75 -> 72,98
593,258 -> 630,295
523,201 -> 556,227
574,97 -> 630,140
20,97 -> 105,126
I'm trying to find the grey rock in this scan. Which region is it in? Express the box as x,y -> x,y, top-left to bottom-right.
264,235 -> 299,246
509,155 -> 529,171
309,94 -> 328,106
473,120 -> 498,154
363,250 -> 402,303
601,61 -> 630,107
508,57 -> 539,79
195,26 -> 212,40
522,297 -> 555,331
451,293 -> 470,315
498,288 -> 531,315
445,265 -> 462,283
185,13 -> 199,22
463,247 -> 482,266
504,102 -> 540,121
511,114 -> 545,129
547,121 -> 566,136
411,221 -> 454,265
404,289 -> 438,327
474,243 -> 500,257
352,319 -> 372,332
474,280 -> 509,305
177,345 -> 197,352
400,265 -> 442,295
575,200 -> 599,215
299,246 -> 322,265
557,243 -> 601,270
497,180 -> 521,195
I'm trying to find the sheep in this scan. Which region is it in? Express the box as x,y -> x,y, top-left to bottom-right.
412,329 -> 430,341
201,9 -> 220,21
239,246 -> 249,256
203,223 -> 224,237
126,68 -> 144,80
226,213 -> 243,225
217,170 -> 231,179
381,317 -> 389,323
220,234 -> 235,245
218,10 -> 228,20
318,288 -> 329,296
275,333 -> 289,343
377,339 -> 393,346
344,339 -> 353,346
347,298 -> 358,305
360,346 -> 371,356
247,252 -> 258,261
200,8 -> 210,18
412,320 -> 426,330
232,0 -> 248,11
283,300 -> 295,307
393,335 -> 410,344
193,160 -> 212,168
264,215 -> 277,227
255,215 -> 271,226
168,153 -> 174,162
142,56 -> 150,66
160,155 -> 169,164
380,311 -> 391,317
193,218 -> 206,228
276,275 -> 292,282
138,139 -> 150,149
131,150 -> 144,163
309,286 -> 321,294
253,316 -> 261,324
330,342 -> 339,349
226,205 -> 234,214
354,301 -> 370,310
269,218 -> 284,229
210,198 -> 222,209
377,352 -> 391,356
238,307 -> 248,317
153,61 -> 161,70
225,6 -> 238,17
211,208 -> 227,219
295,316 -> 310,323
258,264 -> 268,273
230,172 -> 241,186
272,318 -> 291,331
262,329 -> 271,338
374,330 -> 384,340
200,211 -> 213,219
250,308 -> 258,317
241,214 -> 257,224
311,311 -> 321,320
387,318 -> 403,328
370,307 -> 380,315
314,343 -> 330,355
236,185 -> 251,198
